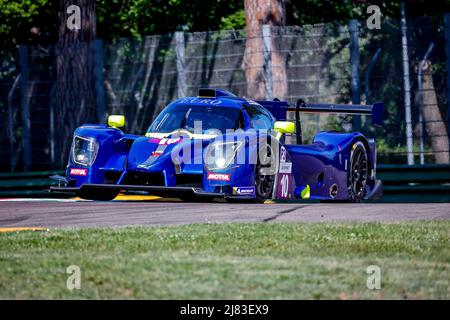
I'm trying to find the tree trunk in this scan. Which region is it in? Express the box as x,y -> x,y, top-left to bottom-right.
243,0 -> 287,100
420,60 -> 450,164
56,0 -> 97,165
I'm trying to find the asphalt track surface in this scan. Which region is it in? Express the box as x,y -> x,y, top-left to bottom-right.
0,197 -> 449,229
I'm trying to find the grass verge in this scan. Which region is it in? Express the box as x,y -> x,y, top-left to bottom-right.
0,222 -> 448,299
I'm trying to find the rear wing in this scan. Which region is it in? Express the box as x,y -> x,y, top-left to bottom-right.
257,99 -> 384,144
257,100 -> 384,127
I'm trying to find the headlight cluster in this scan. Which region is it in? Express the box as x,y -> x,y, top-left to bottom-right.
205,141 -> 242,170
71,136 -> 99,166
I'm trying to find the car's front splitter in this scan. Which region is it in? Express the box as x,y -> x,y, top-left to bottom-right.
50,184 -> 225,198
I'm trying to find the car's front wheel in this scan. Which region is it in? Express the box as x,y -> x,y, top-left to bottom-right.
254,142 -> 276,203
225,142 -> 276,204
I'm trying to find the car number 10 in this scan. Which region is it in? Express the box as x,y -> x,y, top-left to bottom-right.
281,174 -> 289,198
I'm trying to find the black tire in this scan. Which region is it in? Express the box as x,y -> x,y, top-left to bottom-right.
78,189 -> 119,201
347,141 -> 369,202
253,142 -> 276,203
224,142 -> 276,204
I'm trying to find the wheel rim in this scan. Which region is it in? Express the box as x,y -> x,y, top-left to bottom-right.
255,144 -> 275,199
349,146 -> 368,199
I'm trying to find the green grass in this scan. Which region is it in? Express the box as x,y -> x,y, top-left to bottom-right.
0,222 -> 449,299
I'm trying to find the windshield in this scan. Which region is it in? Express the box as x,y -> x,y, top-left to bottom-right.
147,104 -> 244,134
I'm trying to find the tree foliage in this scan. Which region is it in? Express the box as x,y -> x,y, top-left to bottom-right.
95,0 -> 244,39
0,0 -> 55,49
2,0 -> 449,46
1,0 -> 450,165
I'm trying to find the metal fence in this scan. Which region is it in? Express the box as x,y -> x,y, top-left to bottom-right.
1,15 -> 449,172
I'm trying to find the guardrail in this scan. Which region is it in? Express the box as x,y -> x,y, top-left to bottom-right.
377,164 -> 450,202
0,170 -> 64,198
0,165 -> 449,202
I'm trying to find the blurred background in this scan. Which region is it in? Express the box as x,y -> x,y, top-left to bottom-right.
0,0 -> 449,174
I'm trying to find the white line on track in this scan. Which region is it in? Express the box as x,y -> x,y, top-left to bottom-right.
0,198 -> 82,202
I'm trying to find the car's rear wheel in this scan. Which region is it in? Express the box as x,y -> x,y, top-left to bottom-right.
78,189 -> 119,201
347,141 -> 368,202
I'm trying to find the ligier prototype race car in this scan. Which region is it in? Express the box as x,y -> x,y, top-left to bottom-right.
50,88 -> 383,202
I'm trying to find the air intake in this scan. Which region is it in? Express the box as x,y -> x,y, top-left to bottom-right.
198,88 -> 236,99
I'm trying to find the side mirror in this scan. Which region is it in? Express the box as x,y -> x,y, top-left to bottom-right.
274,121 -> 295,140
108,115 -> 125,128
274,121 -> 295,133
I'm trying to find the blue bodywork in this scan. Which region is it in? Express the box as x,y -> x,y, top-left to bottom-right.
51,89 -> 383,201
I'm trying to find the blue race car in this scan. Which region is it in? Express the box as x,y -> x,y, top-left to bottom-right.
50,88 -> 383,203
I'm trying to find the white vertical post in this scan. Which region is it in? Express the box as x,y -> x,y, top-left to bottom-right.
175,31 -> 187,98
262,24 -> 273,100
400,2 -> 414,165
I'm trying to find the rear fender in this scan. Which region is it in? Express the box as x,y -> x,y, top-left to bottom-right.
286,131 -> 367,200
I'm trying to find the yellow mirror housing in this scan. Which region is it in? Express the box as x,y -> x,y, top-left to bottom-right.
108,115 -> 125,128
274,121 -> 295,140
274,121 -> 295,133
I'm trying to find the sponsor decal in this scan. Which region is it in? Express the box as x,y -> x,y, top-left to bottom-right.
179,97 -> 222,106
159,137 -> 182,145
279,162 -> 292,174
280,146 -> 287,162
148,138 -> 161,144
207,173 -> 230,181
70,168 -> 87,176
232,186 -> 255,195
151,150 -> 163,157
277,173 -> 293,199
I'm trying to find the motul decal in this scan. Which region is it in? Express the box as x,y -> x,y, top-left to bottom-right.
70,168 -> 87,176
207,173 -> 230,181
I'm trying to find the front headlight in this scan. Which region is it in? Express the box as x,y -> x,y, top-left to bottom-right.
71,136 -> 99,166
205,141 -> 242,170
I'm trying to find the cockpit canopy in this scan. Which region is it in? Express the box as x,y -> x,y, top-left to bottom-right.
147,104 -> 245,135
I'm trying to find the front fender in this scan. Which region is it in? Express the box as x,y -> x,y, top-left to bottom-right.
66,125 -> 133,187
203,130 -> 274,195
